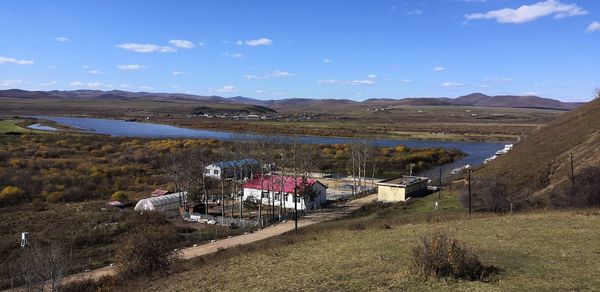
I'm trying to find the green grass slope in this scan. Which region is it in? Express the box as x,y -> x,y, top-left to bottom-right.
478,97 -> 600,197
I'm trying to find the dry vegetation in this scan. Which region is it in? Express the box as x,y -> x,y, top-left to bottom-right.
112,192 -> 600,291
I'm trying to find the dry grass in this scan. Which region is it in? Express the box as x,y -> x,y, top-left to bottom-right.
117,193 -> 600,291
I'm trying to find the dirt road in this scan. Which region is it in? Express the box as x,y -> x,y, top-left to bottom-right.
58,194 -> 377,285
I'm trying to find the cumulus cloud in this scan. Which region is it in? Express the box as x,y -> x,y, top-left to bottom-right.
244,38 -> 273,46
117,43 -> 176,53
244,70 -> 295,80
0,56 -> 34,65
323,58 -> 333,63
69,81 -> 113,88
465,0 -> 587,24
172,71 -> 187,75
350,79 -> 375,85
442,81 -> 464,88
214,85 -> 238,93
168,39 -> 196,49
223,52 -> 244,58
407,9 -> 423,16
140,85 -> 155,91
40,80 -> 57,86
117,64 -> 146,70
586,21 -> 600,32
317,79 -> 340,85
55,36 -> 70,42
0,80 -> 23,87
433,66 -> 446,72
367,74 -> 378,79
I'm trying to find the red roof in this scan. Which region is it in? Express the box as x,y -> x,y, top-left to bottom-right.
243,175 -> 318,193
151,189 -> 170,197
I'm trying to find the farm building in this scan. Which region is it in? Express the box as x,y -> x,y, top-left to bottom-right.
205,158 -> 261,179
376,176 -> 429,202
134,192 -> 187,212
242,175 -> 327,210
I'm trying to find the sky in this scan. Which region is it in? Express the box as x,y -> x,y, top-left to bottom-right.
0,0 -> 598,102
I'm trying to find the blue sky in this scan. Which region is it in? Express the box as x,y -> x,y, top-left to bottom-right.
0,0 -> 598,101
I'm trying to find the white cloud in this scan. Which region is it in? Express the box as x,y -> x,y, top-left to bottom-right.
523,91 -> 540,96
55,36 -> 70,42
0,80 -> 23,87
116,43 -> 176,53
433,66 -> 446,72
69,81 -> 113,88
407,9 -> 423,16
40,80 -> 57,86
244,74 -> 262,80
119,83 -> 132,89
140,85 -> 155,91
236,40 -> 243,46
168,39 -> 196,49
271,70 -> 294,78
88,70 -> 104,75
172,71 -> 187,76
367,74 -> 377,79
244,38 -> 273,46
323,58 -> 333,63
400,79 -> 413,83
0,56 -> 34,65
442,82 -> 464,88
465,0 -> 587,24
214,85 -> 238,93
350,79 -> 375,85
317,79 -> 340,85
586,21 -> 600,32
223,52 -> 243,58
117,64 -> 146,70
255,89 -> 267,94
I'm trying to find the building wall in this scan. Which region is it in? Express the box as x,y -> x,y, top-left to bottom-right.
377,185 -> 407,202
242,183 -> 327,210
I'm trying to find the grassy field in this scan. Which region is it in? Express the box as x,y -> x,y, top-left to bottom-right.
119,192 -> 600,291
0,119 -> 38,134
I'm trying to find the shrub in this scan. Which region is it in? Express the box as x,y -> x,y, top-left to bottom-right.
550,166 -> 600,209
0,186 -> 26,204
111,191 -> 129,202
115,225 -> 180,280
410,231 -> 493,281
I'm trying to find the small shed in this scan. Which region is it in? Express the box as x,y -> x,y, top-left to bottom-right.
134,192 -> 187,212
376,176 -> 429,202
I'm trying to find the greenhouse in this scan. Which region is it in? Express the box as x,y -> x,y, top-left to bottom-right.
134,192 -> 187,212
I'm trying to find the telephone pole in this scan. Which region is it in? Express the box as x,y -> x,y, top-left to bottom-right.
438,166 -> 442,199
468,169 -> 472,216
294,186 -> 298,234
570,152 -> 575,186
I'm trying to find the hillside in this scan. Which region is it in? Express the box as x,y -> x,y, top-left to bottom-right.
116,192 -> 600,291
0,89 -> 580,111
478,97 -> 600,198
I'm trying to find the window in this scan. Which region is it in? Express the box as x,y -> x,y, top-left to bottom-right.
214,170 -> 219,175
284,194 -> 289,202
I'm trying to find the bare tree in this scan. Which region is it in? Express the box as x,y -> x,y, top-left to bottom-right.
18,243 -> 66,292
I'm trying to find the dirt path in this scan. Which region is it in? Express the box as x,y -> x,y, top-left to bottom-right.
58,194 -> 377,285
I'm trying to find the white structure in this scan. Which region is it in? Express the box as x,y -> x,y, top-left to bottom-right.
242,175 -> 327,210
205,159 -> 260,179
134,192 -> 187,212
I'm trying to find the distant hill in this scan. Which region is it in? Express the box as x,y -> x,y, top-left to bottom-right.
0,89 -> 581,111
478,97 -> 600,199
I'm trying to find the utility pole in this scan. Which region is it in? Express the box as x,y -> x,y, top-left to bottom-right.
570,152 -> 575,186
468,169 -> 472,216
294,186 -> 298,234
438,166 -> 442,199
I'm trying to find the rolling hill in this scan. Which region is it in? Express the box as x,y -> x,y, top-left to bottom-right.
478,96 -> 600,198
0,89 -> 581,111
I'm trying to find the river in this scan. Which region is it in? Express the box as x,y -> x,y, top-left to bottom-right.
31,116 -> 504,176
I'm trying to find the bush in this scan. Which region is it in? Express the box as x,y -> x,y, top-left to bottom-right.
0,186 -> 26,204
115,225 -> 180,280
550,166 -> 600,209
410,231 -> 493,281
111,191 -> 129,202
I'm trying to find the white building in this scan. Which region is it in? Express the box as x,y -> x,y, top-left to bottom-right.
242,175 -> 327,210
205,158 -> 260,179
